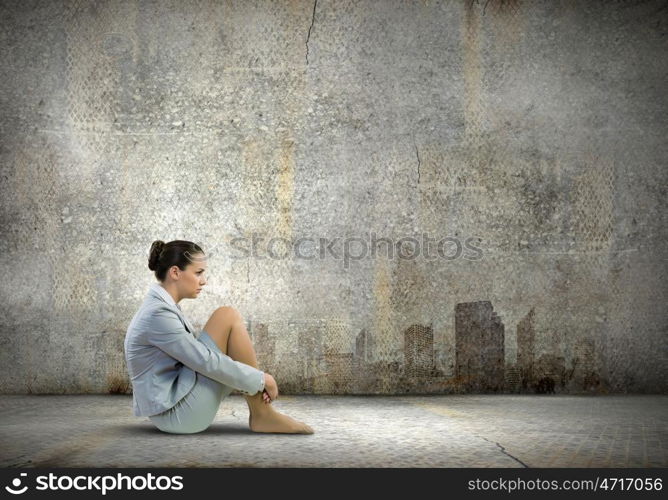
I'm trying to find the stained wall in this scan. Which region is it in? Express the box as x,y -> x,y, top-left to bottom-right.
0,0 -> 666,394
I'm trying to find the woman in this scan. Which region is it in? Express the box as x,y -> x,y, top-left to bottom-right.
124,239 -> 314,435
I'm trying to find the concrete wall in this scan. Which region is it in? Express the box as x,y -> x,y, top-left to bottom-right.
1,0 -> 665,395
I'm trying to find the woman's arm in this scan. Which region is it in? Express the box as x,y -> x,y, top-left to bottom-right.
146,305 -> 265,395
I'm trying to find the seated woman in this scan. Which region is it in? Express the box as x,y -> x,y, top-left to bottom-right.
124,239 -> 314,435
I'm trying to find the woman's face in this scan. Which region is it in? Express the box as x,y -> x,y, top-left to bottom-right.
173,253 -> 208,299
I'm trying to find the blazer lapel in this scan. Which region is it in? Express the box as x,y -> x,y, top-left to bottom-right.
147,284 -> 196,334
177,309 -> 195,334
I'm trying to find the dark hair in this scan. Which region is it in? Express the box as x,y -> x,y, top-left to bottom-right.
148,240 -> 205,282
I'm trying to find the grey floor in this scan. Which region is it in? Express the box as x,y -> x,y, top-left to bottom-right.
1,394 -> 666,468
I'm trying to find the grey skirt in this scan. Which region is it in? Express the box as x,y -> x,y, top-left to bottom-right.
148,330 -> 235,434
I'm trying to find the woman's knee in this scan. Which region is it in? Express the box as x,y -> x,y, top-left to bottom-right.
212,306 -> 242,323
205,306 -> 241,331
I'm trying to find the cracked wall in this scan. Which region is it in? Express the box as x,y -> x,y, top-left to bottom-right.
0,0 -> 666,395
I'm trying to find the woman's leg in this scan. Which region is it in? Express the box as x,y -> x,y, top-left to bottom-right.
202,306 -> 314,434
149,371 -> 230,434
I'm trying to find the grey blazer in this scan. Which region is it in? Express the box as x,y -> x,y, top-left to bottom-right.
124,282 -> 265,417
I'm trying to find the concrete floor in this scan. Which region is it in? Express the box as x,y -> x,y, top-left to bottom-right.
1,394 -> 666,468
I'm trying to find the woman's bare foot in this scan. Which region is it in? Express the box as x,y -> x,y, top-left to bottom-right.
249,406 -> 314,434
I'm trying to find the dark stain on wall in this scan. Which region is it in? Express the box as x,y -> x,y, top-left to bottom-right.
533,353 -> 566,394
240,302 -> 608,395
566,337 -> 604,393
404,324 -> 434,378
516,307 -> 604,394
107,374 -> 131,395
455,301 -> 505,392
116,301 -> 609,396
517,306 -> 536,391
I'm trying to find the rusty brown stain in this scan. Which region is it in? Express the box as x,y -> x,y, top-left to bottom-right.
240,137 -> 269,234
240,135 -> 297,245
372,254 -> 394,352
104,330 -> 132,394
107,373 -> 130,394
275,137 -> 295,241
483,0 -> 525,46
391,253 -> 430,314
371,255 -> 398,393
572,150 -> 614,252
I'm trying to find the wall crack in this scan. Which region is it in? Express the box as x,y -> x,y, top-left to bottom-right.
306,0 -> 318,65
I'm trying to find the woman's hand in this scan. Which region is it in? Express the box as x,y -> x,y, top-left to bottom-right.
262,373 -> 278,403
262,389 -> 271,404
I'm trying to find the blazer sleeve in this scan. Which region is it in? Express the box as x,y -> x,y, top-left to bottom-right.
146,305 -> 265,396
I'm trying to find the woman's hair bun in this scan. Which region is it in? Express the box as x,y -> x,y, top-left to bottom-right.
146,239 -> 204,282
148,240 -> 165,271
